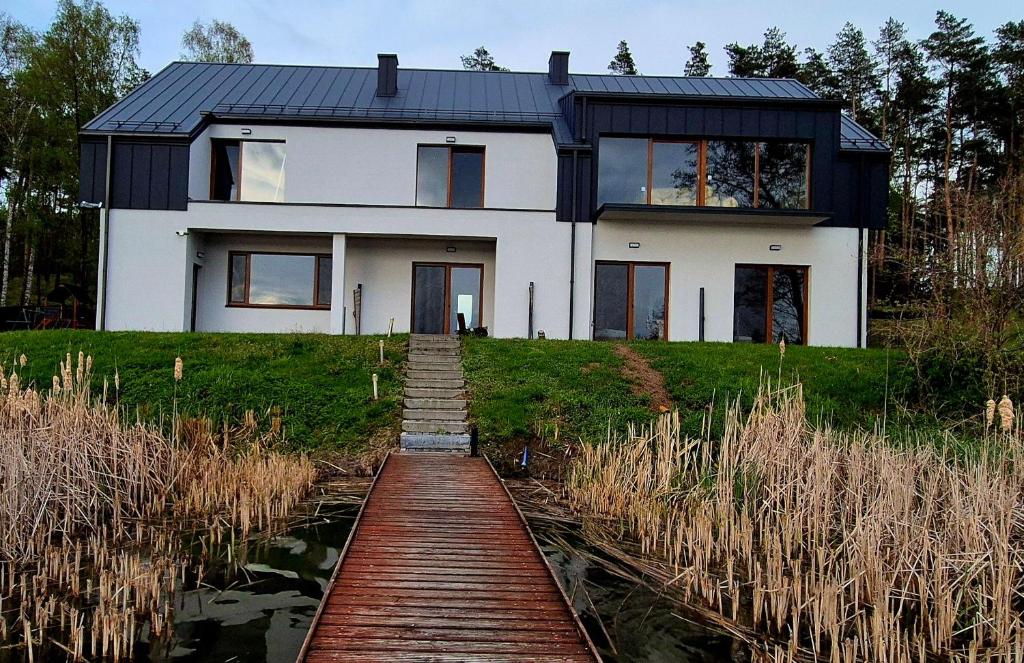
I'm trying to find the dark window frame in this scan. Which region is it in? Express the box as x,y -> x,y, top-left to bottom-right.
410,262 -> 486,334
597,137 -> 811,209
210,138 -> 287,202
733,264 -> 810,345
227,250 -> 332,310
592,260 -> 670,341
415,144 -> 486,209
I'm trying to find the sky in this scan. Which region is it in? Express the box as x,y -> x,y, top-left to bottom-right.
6,0 -> 1021,76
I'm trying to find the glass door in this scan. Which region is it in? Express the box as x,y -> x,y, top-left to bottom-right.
593,262 -> 668,340
412,263 -> 484,335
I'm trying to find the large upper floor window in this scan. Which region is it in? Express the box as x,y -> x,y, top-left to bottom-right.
416,145 -> 484,208
597,138 -> 809,210
211,140 -> 286,202
228,251 -> 331,309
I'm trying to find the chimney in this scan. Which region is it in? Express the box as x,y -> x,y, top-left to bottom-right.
548,51 -> 569,85
377,53 -> 398,97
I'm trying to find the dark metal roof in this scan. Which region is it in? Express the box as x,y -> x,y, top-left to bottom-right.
83,61 -> 887,152
839,115 -> 889,152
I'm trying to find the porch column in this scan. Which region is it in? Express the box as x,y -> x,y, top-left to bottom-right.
330,233 -> 347,334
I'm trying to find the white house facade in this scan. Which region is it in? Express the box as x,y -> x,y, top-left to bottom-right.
80,53 -> 889,347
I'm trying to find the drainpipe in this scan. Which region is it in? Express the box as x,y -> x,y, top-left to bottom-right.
567,150 -> 578,340
97,135 -> 112,331
856,227 -> 864,349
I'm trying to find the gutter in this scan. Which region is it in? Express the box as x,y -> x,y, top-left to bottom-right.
97,135 -> 112,331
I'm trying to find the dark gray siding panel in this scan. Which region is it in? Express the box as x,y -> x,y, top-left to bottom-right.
78,138 -> 107,205
105,140 -> 189,211
559,97 -> 887,228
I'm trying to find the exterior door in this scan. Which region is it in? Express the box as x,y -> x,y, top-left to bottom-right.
412,263 -> 483,335
593,262 -> 668,340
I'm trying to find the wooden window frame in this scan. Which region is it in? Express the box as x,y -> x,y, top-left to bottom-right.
593,260 -> 670,341
410,262 -> 485,335
600,137 -> 811,210
210,139 -> 286,202
415,145 -> 486,209
226,250 -> 331,310
734,264 -> 810,345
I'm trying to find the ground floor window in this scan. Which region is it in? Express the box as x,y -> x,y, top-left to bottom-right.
228,251 -> 331,308
593,262 -> 668,340
733,265 -> 807,344
411,263 -> 484,334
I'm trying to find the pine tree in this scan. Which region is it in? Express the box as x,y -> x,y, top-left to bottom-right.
608,40 -> 638,75
725,28 -> 799,78
874,18 -> 908,141
827,22 -> 879,123
798,48 -> 839,98
684,41 -> 711,76
994,21 -> 1024,162
460,46 -> 508,72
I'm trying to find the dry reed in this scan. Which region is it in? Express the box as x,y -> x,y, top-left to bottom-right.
567,383 -> 1024,662
0,353 -> 317,660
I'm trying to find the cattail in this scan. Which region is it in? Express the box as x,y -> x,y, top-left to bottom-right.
985,399 -> 996,428
19,354 -> 27,367
173,357 -> 183,382
114,370 -> 120,392
52,376 -> 61,395
779,338 -> 786,359
998,395 -> 1014,431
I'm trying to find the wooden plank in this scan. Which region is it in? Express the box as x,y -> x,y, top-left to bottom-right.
298,453 -> 600,662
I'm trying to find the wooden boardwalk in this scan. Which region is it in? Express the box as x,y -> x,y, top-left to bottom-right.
298,453 -> 599,662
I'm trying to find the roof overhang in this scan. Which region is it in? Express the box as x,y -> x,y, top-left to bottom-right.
595,203 -> 831,227
566,90 -> 843,111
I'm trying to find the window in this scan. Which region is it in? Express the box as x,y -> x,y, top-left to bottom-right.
593,262 -> 668,340
227,252 -> 331,308
211,140 -> 286,202
733,265 -> 808,344
416,145 -> 485,208
596,137 -> 810,210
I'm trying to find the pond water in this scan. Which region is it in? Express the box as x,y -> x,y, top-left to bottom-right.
134,501 -> 358,663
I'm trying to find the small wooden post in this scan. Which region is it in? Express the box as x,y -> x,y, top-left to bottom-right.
371,373 -> 379,401
378,340 -> 384,365
387,317 -> 395,337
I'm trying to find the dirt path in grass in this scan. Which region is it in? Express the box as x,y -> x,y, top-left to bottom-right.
613,344 -> 673,413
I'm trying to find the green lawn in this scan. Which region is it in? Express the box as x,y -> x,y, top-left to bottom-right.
464,337 -> 911,445
632,341 -> 911,438
461,337 -> 653,445
2,331 -> 406,452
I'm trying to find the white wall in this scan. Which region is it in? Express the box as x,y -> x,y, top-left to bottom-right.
187,124 -> 557,210
104,210 -> 191,331
593,221 -> 862,347
344,237 -> 496,335
193,234 -> 332,333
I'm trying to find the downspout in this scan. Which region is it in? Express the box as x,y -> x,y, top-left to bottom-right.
856,227 -> 864,348
97,135 -> 112,331
567,150 -> 578,340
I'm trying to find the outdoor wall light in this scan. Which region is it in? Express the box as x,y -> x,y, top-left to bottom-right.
196,251 -> 206,259
241,128 -> 252,135
445,136 -> 456,143
446,246 -> 457,253
175,230 -> 189,237
770,244 -> 782,251
628,242 -> 641,249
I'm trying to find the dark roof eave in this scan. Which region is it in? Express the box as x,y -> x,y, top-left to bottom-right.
568,90 -> 844,110
203,111 -> 559,135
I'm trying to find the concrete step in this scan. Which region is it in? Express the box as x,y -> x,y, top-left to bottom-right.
403,408 -> 466,422
407,369 -> 462,381
405,387 -> 465,399
409,348 -> 462,357
400,432 -> 471,452
405,378 -> 465,390
409,342 -> 461,350
407,361 -> 462,371
409,352 -> 462,361
402,420 -> 469,434
405,398 -> 467,410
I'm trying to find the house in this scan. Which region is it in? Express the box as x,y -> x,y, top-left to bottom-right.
79,52 -> 889,347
